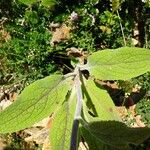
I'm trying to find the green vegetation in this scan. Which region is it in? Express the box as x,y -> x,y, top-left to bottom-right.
0,0 -> 150,149
0,47 -> 150,150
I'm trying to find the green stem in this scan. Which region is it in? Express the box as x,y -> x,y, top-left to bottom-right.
117,10 -> 126,46
70,67 -> 83,150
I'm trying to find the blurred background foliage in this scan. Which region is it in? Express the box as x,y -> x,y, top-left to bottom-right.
0,0 -> 150,85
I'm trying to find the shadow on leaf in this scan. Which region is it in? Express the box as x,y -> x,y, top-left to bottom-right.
81,120 -> 150,149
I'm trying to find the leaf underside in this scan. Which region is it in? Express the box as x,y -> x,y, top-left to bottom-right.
83,121 -> 150,149
82,79 -> 120,121
80,127 -> 130,150
87,47 -> 150,80
0,75 -> 70,133
50,87 -> 76,150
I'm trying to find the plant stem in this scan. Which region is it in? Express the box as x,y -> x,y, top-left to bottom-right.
70,67 -> 83,150
117,10 -> 126,46
64,72 -> 77,79
70,119 -> 79,150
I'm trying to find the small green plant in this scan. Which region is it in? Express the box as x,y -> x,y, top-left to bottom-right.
0,47 -> 150,150
136,98 -> 150,126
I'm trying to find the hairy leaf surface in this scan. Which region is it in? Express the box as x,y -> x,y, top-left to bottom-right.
87,47 -> 150,80
82,80 -> 120,121
0,75 -> 70,133
50,87 -> 76,150
80,127 -> 130,150
83,121 -> 150,148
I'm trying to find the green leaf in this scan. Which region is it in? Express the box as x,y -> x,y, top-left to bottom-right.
87,47 -> 150,80
41,0 -> 57,9
19,0 -> 37,5
80,127 -> 107,150
0,75 -> 70,133
83,120 -> 150,148
82,79 -> 120,121
80,127 -> 130,150
112,0 -> 122,11
100,26 -> 112,34
25,11 -> 38,25
50,87 -> 76,150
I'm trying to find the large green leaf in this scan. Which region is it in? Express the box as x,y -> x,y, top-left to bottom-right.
82,79 -> 120,121
87,47 -> 150,80
0,75 -> 70,133
50,87 -> 76,150
83,120 -> 150,149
